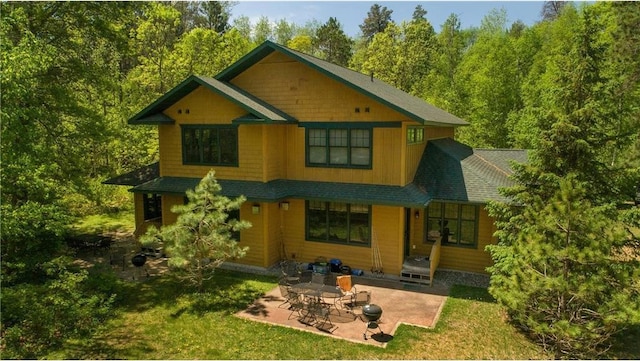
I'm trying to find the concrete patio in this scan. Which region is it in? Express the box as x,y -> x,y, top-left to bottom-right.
235,277 -> 448,348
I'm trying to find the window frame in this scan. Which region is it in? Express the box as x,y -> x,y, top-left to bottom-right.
305,126 -> 372,169
142,193 -> 162,221
407,126 -> 425,144
181,125 -> 239,166
305,200 -> 372,247
425,201 -> 479,248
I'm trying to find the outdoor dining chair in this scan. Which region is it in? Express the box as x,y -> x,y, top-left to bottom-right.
278,283 -> 302,310
335,275 -> 357,311
280,260 -> 301,284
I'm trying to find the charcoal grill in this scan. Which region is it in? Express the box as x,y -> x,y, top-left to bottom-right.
361,303 -> 385,340
131,253 -> 147,267
131,253 -> 149,280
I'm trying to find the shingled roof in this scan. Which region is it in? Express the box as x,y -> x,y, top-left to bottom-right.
130,177 -> 430,207
216,41 -> 468,127
128,75 -> 296,125
413,138 -> 528,204
103,162 -> 159,186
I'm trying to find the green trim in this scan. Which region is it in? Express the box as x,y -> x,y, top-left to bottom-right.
128,76 -> 199,125
424,201 -> 479,249
217,41 -> 465,126
129,113 -> 175,125
298,121 -> 401,128
181,125 -> 239,167
305,200 -> 372,247
305,127 -> 372,170
128,74 -> 296,125
215,43 -> 276,81
232,113 -> 292,124
407,126 -> 425,144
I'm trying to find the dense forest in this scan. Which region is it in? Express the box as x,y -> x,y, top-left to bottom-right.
1,1 -> 639,358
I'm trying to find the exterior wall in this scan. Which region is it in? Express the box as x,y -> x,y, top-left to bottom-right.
161,194 -> 184,226
158,86 -> 266,181
276,200 -> 404,275
282,125 -> 405,185
133,193 -> 161,237
231,51 -> 413,186
410,206 -> 496,274
231,52 -> 412,123
131,50 -> 495,276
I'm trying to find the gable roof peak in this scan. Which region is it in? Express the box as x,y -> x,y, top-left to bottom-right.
216,41 -> 468,127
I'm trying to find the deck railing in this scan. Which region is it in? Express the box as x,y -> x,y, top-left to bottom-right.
429,239 -> 441,286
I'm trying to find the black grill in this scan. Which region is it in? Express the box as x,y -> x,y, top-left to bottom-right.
362,304 -> 385,340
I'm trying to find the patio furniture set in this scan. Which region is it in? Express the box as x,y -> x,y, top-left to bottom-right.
278,260 -> 376,336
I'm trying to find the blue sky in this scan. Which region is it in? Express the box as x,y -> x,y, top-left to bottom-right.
230,1 -> 567,37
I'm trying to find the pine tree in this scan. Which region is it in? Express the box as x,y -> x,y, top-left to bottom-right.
487,5 -> 640,357
487,176 -> 640,358
141,171 -> 251,291
314,17 -> 353,66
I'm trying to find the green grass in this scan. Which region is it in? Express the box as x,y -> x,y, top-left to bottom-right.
52,214 -> 637,359
71,211 -> 135,235
47,270 -> 556,360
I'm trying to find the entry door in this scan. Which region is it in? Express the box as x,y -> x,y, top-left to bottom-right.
404,208 -> 411,257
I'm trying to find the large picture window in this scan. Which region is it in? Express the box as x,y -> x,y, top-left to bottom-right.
307,128 -> 371,168
182,125 -> 238,166
306,201 -> 371,246
426,202 -> 478,247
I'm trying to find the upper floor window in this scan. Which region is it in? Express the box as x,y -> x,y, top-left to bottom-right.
307,128 -> 371,168
182,125 -> 238,166
425,202 -> 478,248
306,201 -> 371,246
407,126 -> 424,144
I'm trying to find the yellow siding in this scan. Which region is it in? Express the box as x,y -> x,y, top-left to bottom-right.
281,126 -> 404,185
264,125 -> 287,181
231,52 -> 412,123
233,202 -> 265,266
412,206 -> 496,274
129,48 -> 495,276
425,126 -> 455,140
158,86 -> 265,181
161,195 -> 184,226
274,201 -> 404,275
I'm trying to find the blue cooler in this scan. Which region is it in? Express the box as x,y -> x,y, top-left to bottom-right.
329,258 -> 342,273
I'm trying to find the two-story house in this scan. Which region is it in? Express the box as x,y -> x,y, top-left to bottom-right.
106,40 -> 527,280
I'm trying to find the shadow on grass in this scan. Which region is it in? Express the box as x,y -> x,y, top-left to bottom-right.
56,268 -> 278,359
448,284 -> 496,303
118,268 -> 276,316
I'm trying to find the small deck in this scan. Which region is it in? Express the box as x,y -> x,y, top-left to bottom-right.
401,255 -> 432,285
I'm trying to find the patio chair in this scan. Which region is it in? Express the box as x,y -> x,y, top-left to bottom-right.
278,283 -> 302,310
335,275 -> 357,311
307,298 -> 336,333
311,272 -> 325,284
280,260 -> 301,284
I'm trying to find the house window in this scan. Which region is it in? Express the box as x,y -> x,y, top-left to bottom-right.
407,126 -> 424,144
306,201 -> 371,246
143,193 -> 162,220
426,202 -> 478,247
182,125 -> 238,166
307,128 -> 371,168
